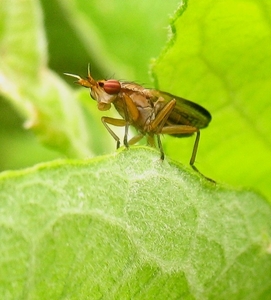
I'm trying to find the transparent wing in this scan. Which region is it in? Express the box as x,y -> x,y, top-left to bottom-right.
156,91 -> 211,129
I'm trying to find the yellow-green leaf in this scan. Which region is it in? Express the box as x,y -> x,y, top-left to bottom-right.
152,0 -> 271,200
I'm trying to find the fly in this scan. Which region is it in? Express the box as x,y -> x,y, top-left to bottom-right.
65,66 -> 213,181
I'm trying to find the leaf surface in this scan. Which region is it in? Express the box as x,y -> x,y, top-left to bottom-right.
0,147 -> 271,299
152,0 -> 271,200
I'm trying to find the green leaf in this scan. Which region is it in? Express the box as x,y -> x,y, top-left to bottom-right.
0,147 -> 271,299
151,0 -> 271,200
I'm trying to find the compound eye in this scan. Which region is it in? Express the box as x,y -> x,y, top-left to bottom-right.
102,79 -> 121,94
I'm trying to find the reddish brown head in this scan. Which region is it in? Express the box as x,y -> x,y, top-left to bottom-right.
64,67 -> 122,111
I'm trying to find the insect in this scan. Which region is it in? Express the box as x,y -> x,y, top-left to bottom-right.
65,66 -> 212,181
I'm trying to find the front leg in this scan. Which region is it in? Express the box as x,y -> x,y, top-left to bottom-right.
121,93 -> 140,148
101,93 -> 140,149
101,116 -> 127,149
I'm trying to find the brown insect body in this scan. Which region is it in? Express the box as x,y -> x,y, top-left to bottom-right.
110,82 -> 155,131
65,68 -> 213,181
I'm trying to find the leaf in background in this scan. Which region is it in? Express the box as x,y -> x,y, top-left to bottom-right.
0,0 -> 97,158
0,147 -> 270,299
57,0 -> 181,84
152,0 -> 271,200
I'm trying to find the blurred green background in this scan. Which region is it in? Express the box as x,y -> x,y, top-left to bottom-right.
0,0 -> 179,170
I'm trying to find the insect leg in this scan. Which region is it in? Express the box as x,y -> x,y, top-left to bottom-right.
161,124 -> 198,163
149,99 -> 176,133
122,93 -> 139,121
161,125 -> 214,182
124,122 -> 129,148
122,93 -> 140,148
146,99 -> 176,159
101,116 -> 127,149
190,131 -> 215,183
189,130 -> 200,167
128,133 -> 144,145
157,135 -> 165,160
